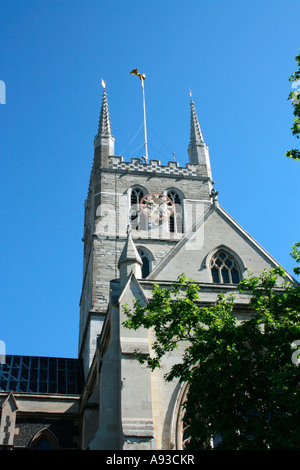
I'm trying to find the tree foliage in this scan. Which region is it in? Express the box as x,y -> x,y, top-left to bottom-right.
291,242 -> 300,276
286,50 -> 300,160
123,269 -> 300,449
285,52 -> 300,277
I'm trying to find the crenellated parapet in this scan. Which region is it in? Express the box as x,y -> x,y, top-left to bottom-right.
108,156 -> 206,178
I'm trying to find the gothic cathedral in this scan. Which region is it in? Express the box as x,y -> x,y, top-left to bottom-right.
0,87 -> 294,450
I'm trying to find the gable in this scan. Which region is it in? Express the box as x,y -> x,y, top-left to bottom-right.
148,204 -> 294,283
118,272 -> 148,307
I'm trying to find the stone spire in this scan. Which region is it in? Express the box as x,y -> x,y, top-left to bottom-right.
97,89 -> 113,137
94,84 -> 115,155
118,227 -> 142,288
189,91 -> 205,145
187,91 -> 212,180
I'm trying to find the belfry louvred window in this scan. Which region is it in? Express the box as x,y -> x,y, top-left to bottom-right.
167,190 -> 183,233
130,187 -> 147,230
210,250 -> 240,284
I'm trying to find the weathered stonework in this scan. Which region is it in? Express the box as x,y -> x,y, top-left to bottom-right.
77,88 -> 295,450
1,86 -> 295,450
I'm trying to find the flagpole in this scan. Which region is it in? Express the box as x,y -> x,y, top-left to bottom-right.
130,69 -> 149,163
141,78 -> 148,163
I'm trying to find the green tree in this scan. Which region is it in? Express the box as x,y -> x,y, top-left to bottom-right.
286,51 -> 300,277
291,242 -> 300,276
286,50 -> 300,160
123,270 -> 300,450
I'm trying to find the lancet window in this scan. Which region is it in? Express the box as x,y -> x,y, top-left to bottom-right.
167,190 -> 183,233
30,429 -> 59,450
137,247 -> 153,279
130,187 -> 148,231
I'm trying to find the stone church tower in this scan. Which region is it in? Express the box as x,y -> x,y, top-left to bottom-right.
0,84 -> 295,450
78,88 -> 214,378
78,87 -> 294,450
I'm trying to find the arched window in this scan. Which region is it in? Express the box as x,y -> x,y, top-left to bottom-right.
130,187 -> 148,231
30,428 -> 59,450
167,190 -> 183,233
210,250 -> 240,284
137,247 -> 153,279
172,383 -> 223,450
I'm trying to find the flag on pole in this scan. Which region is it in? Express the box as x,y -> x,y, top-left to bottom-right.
101,78 -> 106,89
130,68 -> 145,81
130,67 -> 148,162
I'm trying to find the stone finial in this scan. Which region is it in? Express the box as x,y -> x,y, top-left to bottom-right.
118,230 -> 142,267
118,230 -> 142,287
210,188 -> 219,207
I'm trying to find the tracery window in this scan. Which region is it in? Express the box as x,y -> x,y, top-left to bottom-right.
130,187 -> 148,231
167,190 -> 183,233
210,250 -> 240,284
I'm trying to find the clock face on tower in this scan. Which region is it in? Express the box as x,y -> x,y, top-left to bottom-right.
140,193 -> 174,220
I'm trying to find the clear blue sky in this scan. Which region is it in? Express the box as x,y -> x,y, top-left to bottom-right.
1,0 -> 299,359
